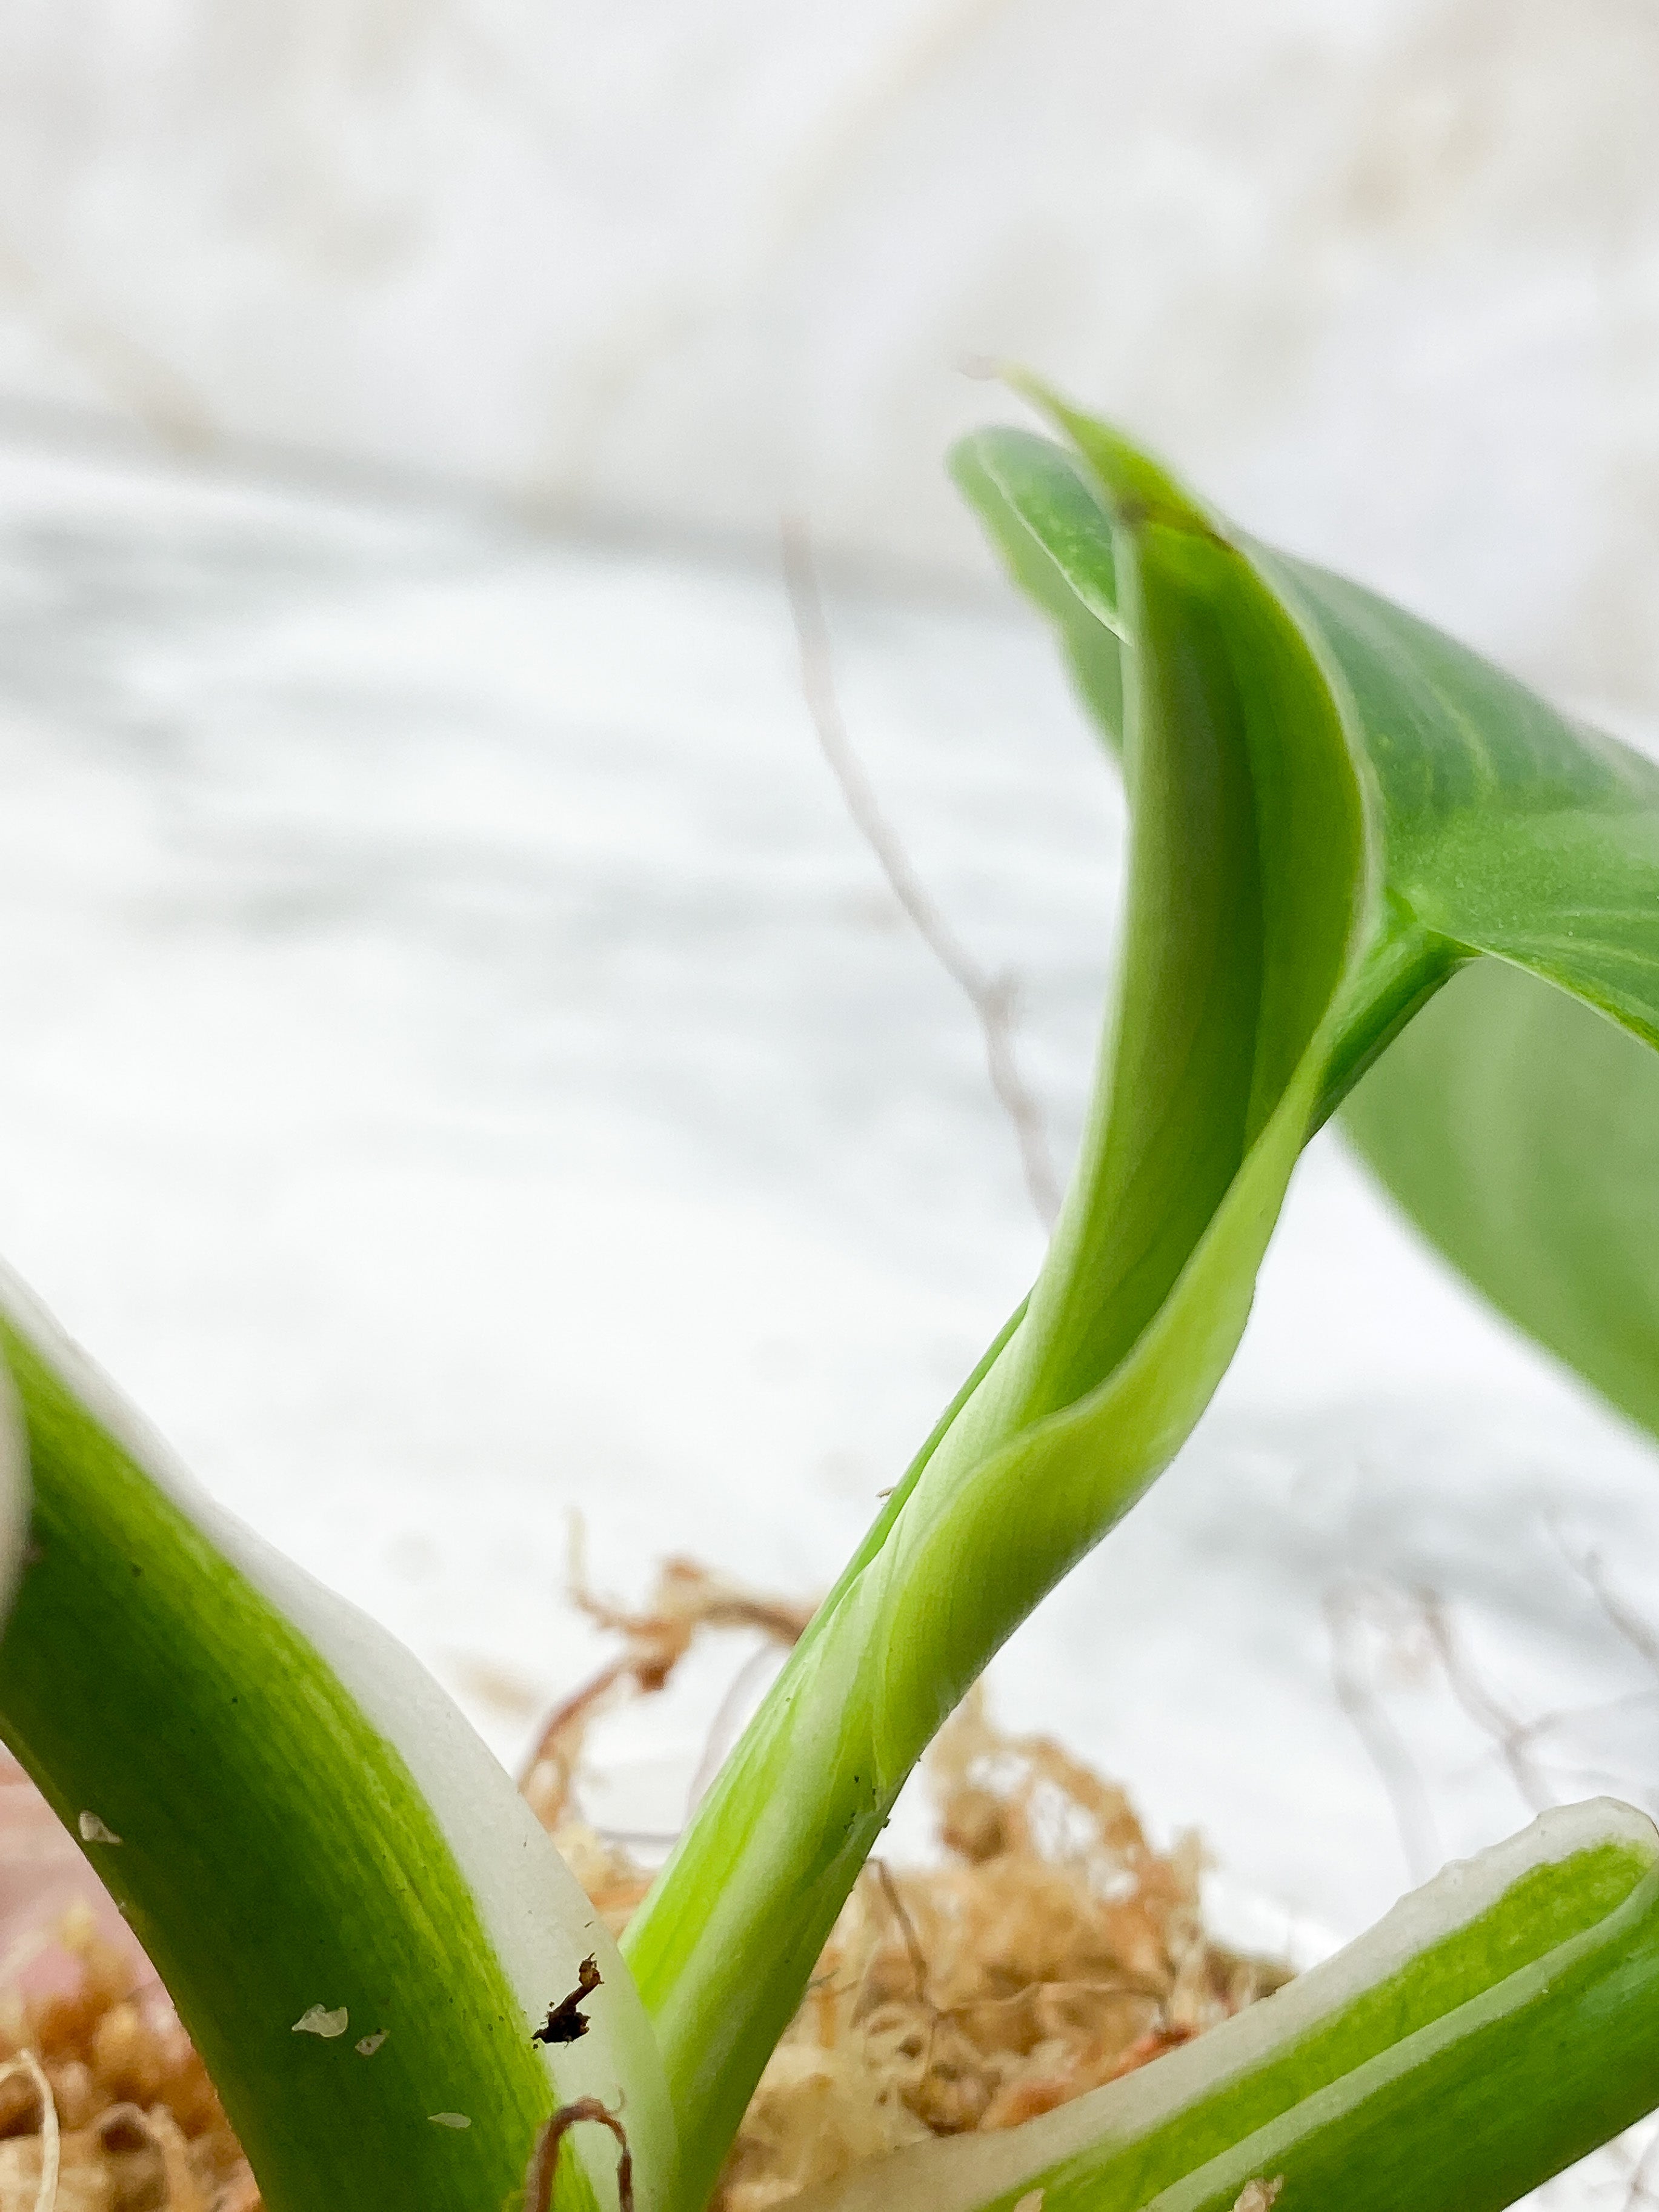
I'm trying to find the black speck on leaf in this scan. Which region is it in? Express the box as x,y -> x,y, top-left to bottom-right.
532,1956 -> 600,2047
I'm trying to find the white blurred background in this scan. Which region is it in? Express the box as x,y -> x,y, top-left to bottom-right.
1,8 -> 1658,2197
4,0 -> 1659,700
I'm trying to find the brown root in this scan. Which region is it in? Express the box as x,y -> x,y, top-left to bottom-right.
519,1550 -> 814,1839
524,2097 -> 633,2212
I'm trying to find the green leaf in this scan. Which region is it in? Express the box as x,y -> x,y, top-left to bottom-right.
0,1344 -> 28,1621
1343,955 -> 1659,1440
768,1799 -> 1659,2212
0,1268 -> 673,2212
1267,555 -> 1659,1046
961,396 -> 1659,1438
948,427 -> 1124,742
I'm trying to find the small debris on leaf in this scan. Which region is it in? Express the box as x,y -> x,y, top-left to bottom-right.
77,1811 -> 122,1844
356,2030 -> 388,2056
292,2004 -> 350,2039
1012,2194 -> 1045,2212
1233,2182 -> 1284,2211
532,1954 -> 600,2045
429,2112 -> 471,2129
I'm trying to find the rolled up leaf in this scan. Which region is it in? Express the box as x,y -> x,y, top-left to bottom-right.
626,401 -> 1376,2209
961,402 -> 1659,1440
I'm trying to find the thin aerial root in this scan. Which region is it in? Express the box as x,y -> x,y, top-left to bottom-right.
524,2096 -> 633,2212
779,514 -> 1063,1230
